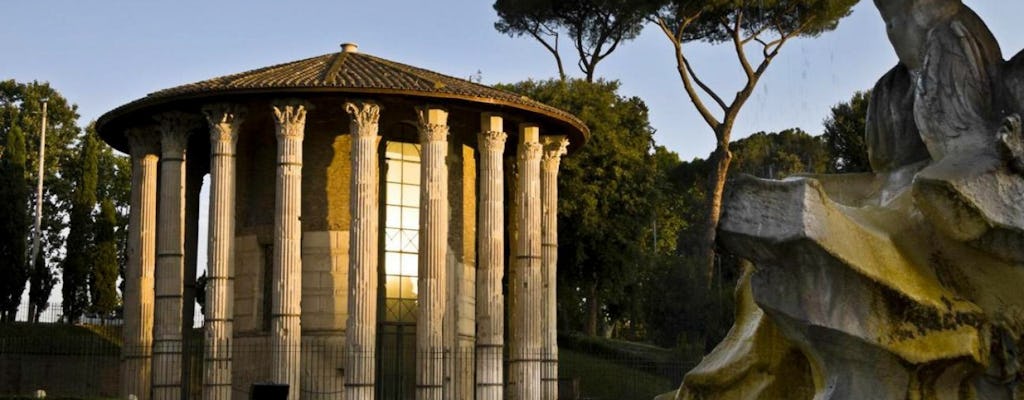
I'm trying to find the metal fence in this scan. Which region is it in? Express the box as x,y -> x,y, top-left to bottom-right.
0,325 -> 687,400
14,302 -> 204,327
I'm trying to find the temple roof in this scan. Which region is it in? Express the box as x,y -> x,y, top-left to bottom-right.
97,44 -> 588,150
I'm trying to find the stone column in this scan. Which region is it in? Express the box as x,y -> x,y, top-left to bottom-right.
152,112 -> 194,400
122,129 -> 160,400
416,106 -> 449,400
202,105 -> 244,400
271,102 -> 307,400
540,135 -> 568,400
343,101 -> 381,400
475,114 -> 507,400
509,124 -> 542,400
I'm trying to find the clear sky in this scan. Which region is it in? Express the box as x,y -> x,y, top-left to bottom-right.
3,1 -> 1024,161
5,1 -> 1024,317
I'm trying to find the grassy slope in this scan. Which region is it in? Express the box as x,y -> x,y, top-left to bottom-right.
0,322 -> 120,354
561,348 -> 681,400
559,334 -> 690,400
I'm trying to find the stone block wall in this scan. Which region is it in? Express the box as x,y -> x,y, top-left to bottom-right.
301,231 -> 349,331
234,234 -> 264,334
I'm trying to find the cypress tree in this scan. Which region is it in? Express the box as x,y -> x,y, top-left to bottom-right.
0,125 -> 29,321
91,199 -> 119,318
61,128 -> 98,322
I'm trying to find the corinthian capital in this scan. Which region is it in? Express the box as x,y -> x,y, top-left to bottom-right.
272,101 -> 310,140
478,131 -> 508,153
416,106 -> 449,143
203,104 -> 246,147
126,127 -> 161,158
344,101 -> 381,138
518,142 -> 543,162
154,111 -> 200,158
541,135 -> 569,170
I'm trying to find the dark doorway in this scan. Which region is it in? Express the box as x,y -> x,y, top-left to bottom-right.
377,322 -> 416,399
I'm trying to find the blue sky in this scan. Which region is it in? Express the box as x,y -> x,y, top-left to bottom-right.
4,1 -> 1024,161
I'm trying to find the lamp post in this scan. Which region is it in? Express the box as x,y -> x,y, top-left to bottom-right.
27,98 -> 47,323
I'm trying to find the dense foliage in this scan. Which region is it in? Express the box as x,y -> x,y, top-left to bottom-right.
730,128 -> 828,178
0,125 -> 29,321
823,90 -> 871,173
62,127 -> 100,322
91,199 -> 120,317
0,80 -> 129,321
0,80 -> 81,321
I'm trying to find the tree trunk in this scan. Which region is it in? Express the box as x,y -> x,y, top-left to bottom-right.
701,143 -> 733,285
585,282 -> 599,337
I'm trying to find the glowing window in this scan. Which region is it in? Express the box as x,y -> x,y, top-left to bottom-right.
383,142 -> 420,323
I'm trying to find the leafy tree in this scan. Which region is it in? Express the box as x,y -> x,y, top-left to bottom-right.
62,126 -> 99,322
823,90 -> 871,173
0,125 -> 29,321
0,80 -> 82,321
650,0 -> 857,282
494,0 -> 656,81
644,255 -> 734,351
497,78 -> 664,336
729,128 -> 827,179
649,146 -> 690,254
91,199 -> 119,318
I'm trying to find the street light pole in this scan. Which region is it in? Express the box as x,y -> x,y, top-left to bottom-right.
27,99 -> 46,322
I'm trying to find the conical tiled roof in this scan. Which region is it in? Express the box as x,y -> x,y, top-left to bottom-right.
97,46 -> 588,147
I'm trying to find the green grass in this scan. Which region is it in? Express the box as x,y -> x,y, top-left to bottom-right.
0,322 -> 119,354
558,334 -> 690,400
560,347 -> 681,400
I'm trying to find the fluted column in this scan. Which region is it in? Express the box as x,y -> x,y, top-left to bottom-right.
271,102 -> 307,400
540,135 -> 568,400
509,124 -> 542,400
202,105 -> 244,400
343,101 -> 382,400
475,114 -> 507,400
152,112 -> 194,400
123,129 -> 160,400
416,106 -> 449,400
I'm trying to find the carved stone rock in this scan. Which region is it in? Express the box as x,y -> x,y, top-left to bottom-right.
670,2 -> 1024,399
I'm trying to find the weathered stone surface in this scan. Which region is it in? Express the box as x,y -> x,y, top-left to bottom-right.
343,100 -> 381,400
670,2 -> 1024,399
201,104 -> 243,400
865,64 -> 928,172
510,124 -> 543,400
152,112 -> 196,400
416,106 -> 450,400
122,129 -> 159,400
270,102 -> 307,400
671,262 -> 813,400
540,135 -> 567,400
477,115 -> 507,400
